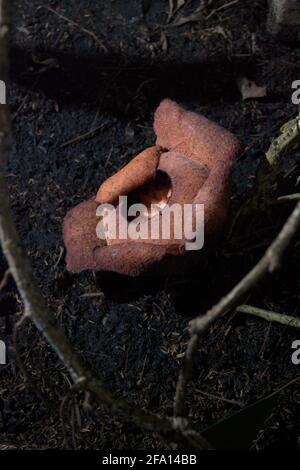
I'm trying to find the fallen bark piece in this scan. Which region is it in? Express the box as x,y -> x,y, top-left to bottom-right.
63,99 -> 244,276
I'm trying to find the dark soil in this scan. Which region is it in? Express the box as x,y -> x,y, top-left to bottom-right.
0,0 -> 300,450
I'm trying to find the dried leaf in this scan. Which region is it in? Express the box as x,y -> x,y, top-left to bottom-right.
209,25 -> 228,39
171,11 -> 202,27
32,53 -> 56,66
237,77 -> 267,101
160,31 -> 168,53
167,0 -> 186,23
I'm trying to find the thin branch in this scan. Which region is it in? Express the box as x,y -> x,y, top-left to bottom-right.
277,193 -> 300,203
195,389 -> 244,408
236,304 -> 300,329
0,267 -> 10,290
174,201 -> 300,416
205,0 -> 240,21
192,201 -> 300,334
0,2 -> 210,450
59,123 -> 106,149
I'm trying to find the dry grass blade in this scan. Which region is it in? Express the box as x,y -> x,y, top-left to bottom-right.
46,6 -> 108,53
167,0 -> 186,23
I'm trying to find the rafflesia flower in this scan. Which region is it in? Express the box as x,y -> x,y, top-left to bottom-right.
63,99 -> 243,277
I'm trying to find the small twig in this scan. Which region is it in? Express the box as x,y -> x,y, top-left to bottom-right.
70,401 -> 77,450
59,123 -> 106,149
277,193 -> 300,203
205,0 -> 240,20
174,333 -> 199,417
236,304 -> 300,329
79,292 -> 104,298
53,246 -> 64,269
0,267 -> 10,290
46,7 -> 108,53
60,394 -> 72,449
174,201 -> 300,417
167,0 -> 187,24
12,313 -> 30,380
195,389 -> 244,408
263,375 -> 300,399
